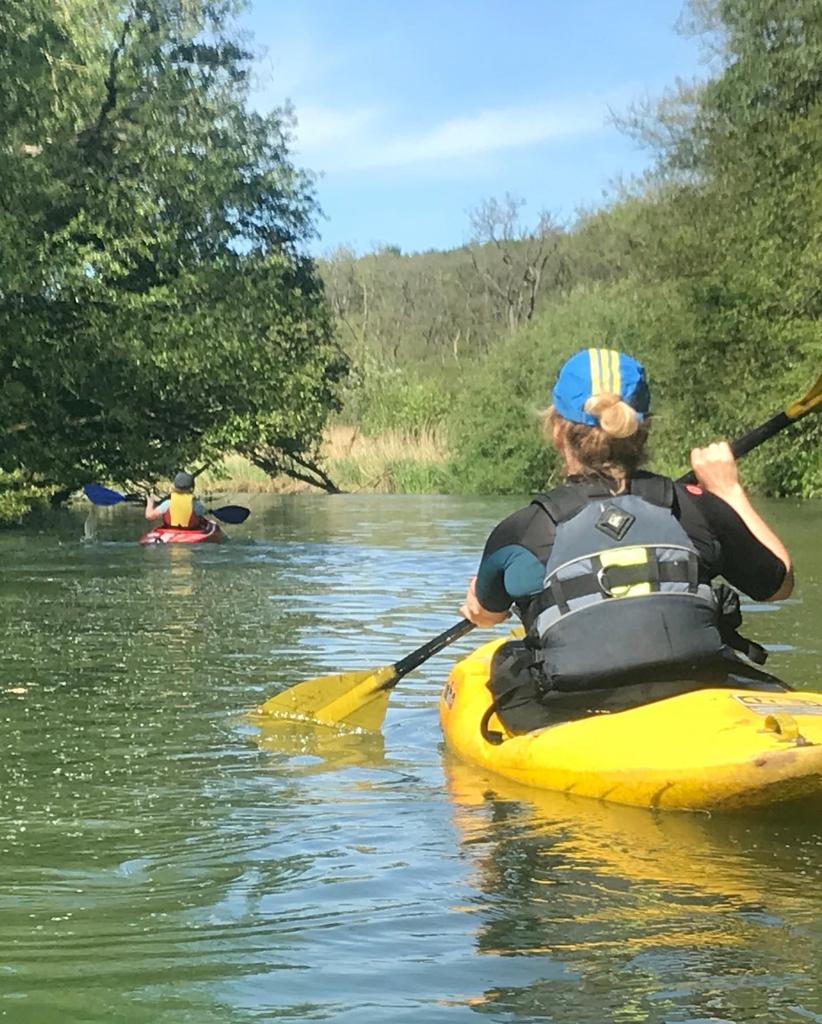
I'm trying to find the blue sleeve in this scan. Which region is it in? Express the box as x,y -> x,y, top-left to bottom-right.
476,544 -> 546,612
155,499 -> 170,514
194,498 -> 207,515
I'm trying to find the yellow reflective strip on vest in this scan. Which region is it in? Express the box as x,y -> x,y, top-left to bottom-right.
169,491 -> 194,527
599,546 -> 651,598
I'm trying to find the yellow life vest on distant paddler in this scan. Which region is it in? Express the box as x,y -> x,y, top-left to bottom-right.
163,491 -> 199,529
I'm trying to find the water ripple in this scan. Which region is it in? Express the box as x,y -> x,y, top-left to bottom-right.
0,496 -> 820,1023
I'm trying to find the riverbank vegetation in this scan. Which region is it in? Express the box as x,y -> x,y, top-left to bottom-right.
320,0 -> 822,499
2,0 -> 820,525
200,428 -> 448,495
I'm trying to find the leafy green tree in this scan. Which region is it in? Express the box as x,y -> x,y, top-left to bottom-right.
617,0 -> 822,492
0,0 -> 344,517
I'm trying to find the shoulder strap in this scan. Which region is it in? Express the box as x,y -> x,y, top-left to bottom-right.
534,474 -> 674,520
531,483 -> 592,524
629,471 -> 674,509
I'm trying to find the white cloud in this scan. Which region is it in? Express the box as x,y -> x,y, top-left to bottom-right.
294,104 -> 382,150
291,97 -> 612,174
376,101 -> 606,167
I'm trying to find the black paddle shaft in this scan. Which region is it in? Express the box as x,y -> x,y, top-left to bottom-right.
392,618 -> 476,682
677,411 -> 792,487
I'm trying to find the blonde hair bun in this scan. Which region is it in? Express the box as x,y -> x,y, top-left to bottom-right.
583,393 -> 639,439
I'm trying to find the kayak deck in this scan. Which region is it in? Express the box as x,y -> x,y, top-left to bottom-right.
138,521 -> 225,545
439,636 -> 822,812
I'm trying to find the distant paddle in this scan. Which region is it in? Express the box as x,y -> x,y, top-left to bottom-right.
83,483 -> 144,506
257,369 -> 822,731
83,484 -> 251,524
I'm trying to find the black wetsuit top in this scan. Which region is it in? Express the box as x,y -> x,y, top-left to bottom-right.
475,477 -> 787,624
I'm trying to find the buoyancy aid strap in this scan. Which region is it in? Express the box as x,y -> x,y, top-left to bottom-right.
531,485 -> 593,524
647,551 -> 661,592
687,554 -> 698,593
549,577 -> 570,615
533,552 -> 700,614
532,473 -> 675,525
481,640 -> 553,742
629,472 -> 674,508
722,628 -> 769,665
480,704 -> 506,745
713,583 -> 768,664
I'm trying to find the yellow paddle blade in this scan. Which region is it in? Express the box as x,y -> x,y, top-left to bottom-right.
785,373 -> 822,420
255,664 -> 398,730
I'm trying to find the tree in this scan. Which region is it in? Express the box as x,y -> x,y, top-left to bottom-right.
468,194 -> 569,335
610,0 -> 822,493
0,0 -> 345,517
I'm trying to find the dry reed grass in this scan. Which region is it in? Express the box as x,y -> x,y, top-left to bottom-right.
325,425 -> 445,461
199,426 -> 449,494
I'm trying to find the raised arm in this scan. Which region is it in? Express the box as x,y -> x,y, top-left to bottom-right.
689,442 -> 794,600
145,494 -> 163,521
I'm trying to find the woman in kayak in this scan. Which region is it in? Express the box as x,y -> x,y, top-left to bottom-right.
460,348 -> 794,731
145,471 -> 210,530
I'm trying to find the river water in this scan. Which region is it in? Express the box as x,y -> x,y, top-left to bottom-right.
1,493 -> 820,1024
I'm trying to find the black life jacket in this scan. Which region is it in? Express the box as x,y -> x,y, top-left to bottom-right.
526,472 -> 726,693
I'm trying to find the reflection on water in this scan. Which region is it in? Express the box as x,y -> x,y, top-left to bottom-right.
249,714 -> 388,773
445,759 -> 822,1022
0,494 -> 820,1023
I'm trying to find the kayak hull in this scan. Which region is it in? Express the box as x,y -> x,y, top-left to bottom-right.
138,521 -> 225,545
439,636 -> 822,812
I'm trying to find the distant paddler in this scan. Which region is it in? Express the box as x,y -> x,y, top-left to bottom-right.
145,471 -> 210,531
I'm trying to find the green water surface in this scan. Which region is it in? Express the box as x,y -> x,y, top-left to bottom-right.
1,494 -> 820,1024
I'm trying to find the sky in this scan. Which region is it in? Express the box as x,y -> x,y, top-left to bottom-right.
243,1 -> 714,256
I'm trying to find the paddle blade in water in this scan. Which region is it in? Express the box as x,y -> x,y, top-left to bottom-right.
256,665 -> 398,729
211,505 -> 250,524
83,483 -> 126,506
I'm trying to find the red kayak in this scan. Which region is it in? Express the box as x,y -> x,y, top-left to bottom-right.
138,521 -> 225,545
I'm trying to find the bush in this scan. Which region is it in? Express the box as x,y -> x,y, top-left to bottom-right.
0,473 -> 50,526
338,363 -> 452,438
445,280 -> 699,493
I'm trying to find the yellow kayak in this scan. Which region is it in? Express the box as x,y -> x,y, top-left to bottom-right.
439,636 -> 822,812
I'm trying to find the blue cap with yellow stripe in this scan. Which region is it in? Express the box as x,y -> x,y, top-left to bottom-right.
551,348 -> 650,427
